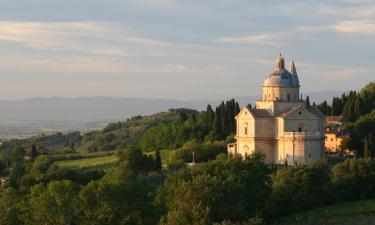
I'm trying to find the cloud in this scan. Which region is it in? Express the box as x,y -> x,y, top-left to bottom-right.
333,20 -> 375,33
217,19 -> 375,47
320,68 -> 368,79
216,33 -> 280,45
0,21 -> 164,57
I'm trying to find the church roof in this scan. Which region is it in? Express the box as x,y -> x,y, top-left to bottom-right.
263,54 -> 299,87
247,107 -> 272,118
277,105 -> 325,118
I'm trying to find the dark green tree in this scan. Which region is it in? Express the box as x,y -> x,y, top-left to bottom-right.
157,154 -> 271,225
206,105 -> 215,122
305,96 -> 310,108
155,149 -> 162,172
26,181 -> 79,225
31,144 -> 38,159
364,136 -> 370,158
117,145 -> 154,175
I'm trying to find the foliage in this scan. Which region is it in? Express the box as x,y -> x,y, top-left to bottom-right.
157,154 -> 271,225
268,161 -> 334,218
168,141 -> 227,164
155,150 -> 162,172
331,158 -> 375,201
26,180 -> 79,225
273,198 -> 375,225
117,145 -> 156,175
78,171 -> 160,225
0,188 -> 23,225
342,110 -> 375,156
30,155 -> 55,177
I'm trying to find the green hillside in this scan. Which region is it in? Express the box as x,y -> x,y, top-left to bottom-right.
0,108 -> 198,155
274,199 -> 375,225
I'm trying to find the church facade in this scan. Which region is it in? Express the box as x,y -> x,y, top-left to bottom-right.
227,55 -> 325,164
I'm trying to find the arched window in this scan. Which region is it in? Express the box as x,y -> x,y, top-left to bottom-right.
245,127 -> 248,135
287,93 -> 291,101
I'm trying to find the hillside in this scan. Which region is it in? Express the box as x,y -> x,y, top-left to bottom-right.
274,199 -> 375,225
0,108 -> 198,154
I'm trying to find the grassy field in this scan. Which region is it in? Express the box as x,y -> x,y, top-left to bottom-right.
274,199 -> 375,225
56,155 -> 118,170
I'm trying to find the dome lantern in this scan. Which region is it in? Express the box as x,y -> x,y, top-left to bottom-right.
275,54 -> 285,69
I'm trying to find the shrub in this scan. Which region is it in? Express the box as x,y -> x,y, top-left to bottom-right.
267,161 -> 334,219
157,153 -> 271,225
332,158 -> 375,201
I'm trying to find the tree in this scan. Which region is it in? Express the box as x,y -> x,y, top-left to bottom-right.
269,161 -> 334,218
305,96 -> 310,108
30,155 -> 54,177
79,172 -> 159,225
157,154 -> 271,225
206,105 -> 215,123
364,136 -> 370,158
117,145 -> 154,175
8,163 -> 26,188
26,180 -> 79,225
332,158 -> 375,201
0,188 -> 23,225
31,144 -> 38,159
155,149 -> 162,172
11,146 -> 25,163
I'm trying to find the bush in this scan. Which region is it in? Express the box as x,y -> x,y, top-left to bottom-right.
332,158 -> 375,201
267,161 -> 334,219
169,141 -> 226,164
157,154 -> 271,225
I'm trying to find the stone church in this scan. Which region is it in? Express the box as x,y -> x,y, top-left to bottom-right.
227,55 -> 325,164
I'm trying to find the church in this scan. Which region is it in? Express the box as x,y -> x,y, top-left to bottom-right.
227,54 -> 325,165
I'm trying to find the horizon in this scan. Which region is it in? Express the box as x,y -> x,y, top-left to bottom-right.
0,1 -> 374,100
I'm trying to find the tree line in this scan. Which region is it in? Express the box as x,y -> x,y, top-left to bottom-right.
4,148 -> 375,225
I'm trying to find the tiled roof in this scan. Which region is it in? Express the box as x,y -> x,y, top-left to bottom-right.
249,109 -> 272,118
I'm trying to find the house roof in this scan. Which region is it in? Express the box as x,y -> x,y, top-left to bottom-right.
277,105 -> 325,118
325,116 -> 343,125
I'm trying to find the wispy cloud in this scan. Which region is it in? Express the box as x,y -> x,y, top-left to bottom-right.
0,21 -> 164,57
333,20 -> 375,33
320,68 -> 368,79
216,33 -> 280,45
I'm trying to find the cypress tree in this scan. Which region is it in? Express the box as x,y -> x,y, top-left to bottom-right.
206,104 -> 214,122
214,107 -> 221,135
305,96 -> 311,108
235,102 -> 240,115
364,136 -> 370,158
369,133 -> 374,158
155,149 -> 162,172
220,102 -> 226,134
31,144 -> 38,159
331,97 -> 339,116
354,96 -> 362,120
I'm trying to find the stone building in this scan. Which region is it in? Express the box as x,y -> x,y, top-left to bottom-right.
227,55 -> 325,164
324,116 -> 353,156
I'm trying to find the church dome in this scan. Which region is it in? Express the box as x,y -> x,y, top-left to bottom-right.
263,55 -> 299,87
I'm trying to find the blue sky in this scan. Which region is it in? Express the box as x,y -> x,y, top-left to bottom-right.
0,0 -> 374,100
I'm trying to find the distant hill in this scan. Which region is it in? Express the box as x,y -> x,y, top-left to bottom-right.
0,109 -> 196,154
0,91 -> 343,120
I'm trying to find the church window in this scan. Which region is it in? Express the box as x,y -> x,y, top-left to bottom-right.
298,111 -> 302,115
287,93 -> 290,101
298,127 -> 303,132
244,127 -> 248,135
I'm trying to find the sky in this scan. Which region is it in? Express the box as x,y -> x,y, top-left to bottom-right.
0,0 -> 374,100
